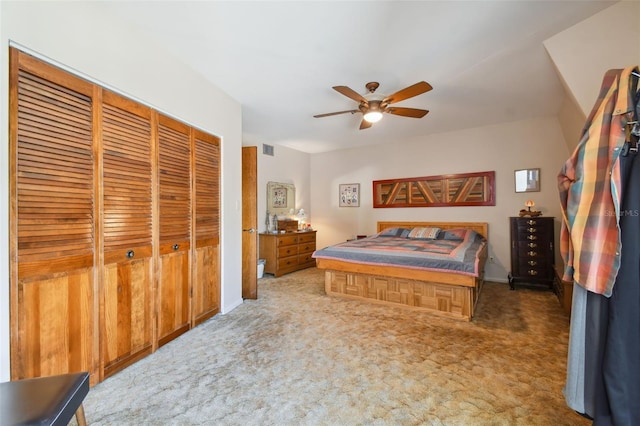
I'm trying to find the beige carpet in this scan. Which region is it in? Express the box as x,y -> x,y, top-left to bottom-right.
79,267 -> 588,425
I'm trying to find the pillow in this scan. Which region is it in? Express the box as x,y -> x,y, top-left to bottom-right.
378,227 -> 411,238
438,228 -> 468,240
407,227 -> 441,240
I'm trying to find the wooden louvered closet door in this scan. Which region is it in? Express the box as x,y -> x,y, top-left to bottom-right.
10,47 -> 223,385
101,90 -> 154,378
157,115 -> 191,347
192,129 -> 221,326
10,49 -> 98,381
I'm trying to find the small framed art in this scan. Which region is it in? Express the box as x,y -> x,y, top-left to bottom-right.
339,183 -> 360,207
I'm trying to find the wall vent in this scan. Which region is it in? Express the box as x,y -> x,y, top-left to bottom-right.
262,144 -> 274,156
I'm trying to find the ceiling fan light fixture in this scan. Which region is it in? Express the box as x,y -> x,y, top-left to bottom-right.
363,111 -> 383,123
315,81 -> 432,129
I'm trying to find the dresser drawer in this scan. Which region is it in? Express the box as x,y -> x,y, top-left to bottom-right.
517,247 -> 549,260
517,241 -> 544,250
298,252 -> 314,265
276,234 -> 299,247
518,257 -> 549,269
297,233 -> 316,244
519,267 -> 549,279
298,242 -> 315,255
517,218 -> 548,227
277,255 -> 298,270
515,230 -> 550,243
278,245 -> 298,257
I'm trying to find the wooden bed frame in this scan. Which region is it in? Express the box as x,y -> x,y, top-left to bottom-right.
315,221 -> 488,321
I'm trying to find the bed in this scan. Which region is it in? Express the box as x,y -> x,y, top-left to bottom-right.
313,221 -> 488,321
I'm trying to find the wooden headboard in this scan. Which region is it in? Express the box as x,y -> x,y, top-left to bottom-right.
376,221 -> 488,239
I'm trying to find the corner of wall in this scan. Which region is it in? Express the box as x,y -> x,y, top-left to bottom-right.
543,1 -> 640,114
557,96 -> 586,154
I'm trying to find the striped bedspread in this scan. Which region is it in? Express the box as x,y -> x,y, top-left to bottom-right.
312,229 -> 486,276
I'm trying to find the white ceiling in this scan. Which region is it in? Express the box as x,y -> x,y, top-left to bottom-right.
103,1 -> 615,154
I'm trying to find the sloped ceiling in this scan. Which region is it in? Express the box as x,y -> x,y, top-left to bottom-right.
102,1 -> 616,153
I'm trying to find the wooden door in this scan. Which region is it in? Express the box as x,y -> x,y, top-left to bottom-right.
9,48 -> 98,382
191,129 -> 220,326
242,146 -> 258,299
100,90 -> 154,378
157,114 -> 191,347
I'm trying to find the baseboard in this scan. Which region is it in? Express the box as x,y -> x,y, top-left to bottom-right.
221,297 -> 244,314
485,275 -> 509,284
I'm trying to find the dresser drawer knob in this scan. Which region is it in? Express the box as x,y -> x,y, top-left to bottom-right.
528,243 -> 537,248
528,260 -> 537,266
527,220 -> 537,225
528,251 -> 537,257
527,235 -> 537,240
527,228 -> 537,232
528,270 -> 538,275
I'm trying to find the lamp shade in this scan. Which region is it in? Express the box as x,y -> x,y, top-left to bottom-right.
525,200 -> 535,207
363,111 -> 383,123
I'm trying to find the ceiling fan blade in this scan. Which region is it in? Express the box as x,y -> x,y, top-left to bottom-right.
359,119 -> 373,130
386,107 -> 429,118
333,86 -> 368,103
383,81 -> 433,104
314,110 -> 359,118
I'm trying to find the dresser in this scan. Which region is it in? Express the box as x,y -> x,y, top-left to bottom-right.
259,231 -> 317,277
508,216 -> 555,290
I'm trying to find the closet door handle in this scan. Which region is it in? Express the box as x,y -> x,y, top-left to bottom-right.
126,250 -> 135,259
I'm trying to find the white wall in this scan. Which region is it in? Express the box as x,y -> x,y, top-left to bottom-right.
557,95 -> 587,154
544,1 -> 640,116
0,2 -> 243,381
256,144 -> 311,233
310,116 -> 570,283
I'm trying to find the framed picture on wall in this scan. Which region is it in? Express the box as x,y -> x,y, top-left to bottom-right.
339,183 -> 360,207
267,181 -> 295,215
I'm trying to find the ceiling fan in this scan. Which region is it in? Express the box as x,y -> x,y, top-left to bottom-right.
314,81 -> 432,130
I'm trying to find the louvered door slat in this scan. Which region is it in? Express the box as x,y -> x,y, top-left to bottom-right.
19,166 -> 92,183
16,70 -> 94,264
21,135 -> 90,156
18,109 -> 91,136
20,72 -> 95,112
18,121 -> 93,147
19,155 -> 93,173
19,94 -> 91,125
